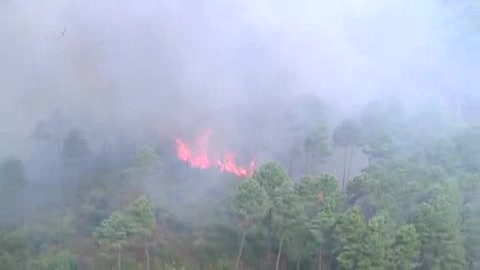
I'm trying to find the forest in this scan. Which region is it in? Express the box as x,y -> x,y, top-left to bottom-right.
0,98 -> 479,270
1,0 -> 480,269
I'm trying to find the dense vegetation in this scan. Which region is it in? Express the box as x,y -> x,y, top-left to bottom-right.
0,97 -> 478,270
2,0 -> 480,269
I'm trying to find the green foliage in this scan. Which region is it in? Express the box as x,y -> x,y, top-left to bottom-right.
92,194 -> 156,270
359,215 -> 389,269
0,252 -> 16,269
0,156 -> 27,192
293,175 -> 342,268
253,162 -> 290,199
130,145 -> 160,178
423,138 -> 463,174
389,224 -> 420,270
40,251 -> 78,270
62,129 -> 89,162
455,127 -> 480,173
346,173 -> 380,218
334,210 -> 391,270
297,174 -> 342,216
94,210 -> 132,252
460,174 -> 480,269
0,250 -> 78,270
126,196 -> 156,236
303,125 -> 332,171
232,179 -> 270,229
271,181 -> 302,239
333,207 -> 367,270
2,98 -> 480,270
412,191 -> 466,270
362,132 -> 398,163
359,100 -> 410,161
232,179 -> 270,269
333,118 -> 362,148
0,212 -> 76,260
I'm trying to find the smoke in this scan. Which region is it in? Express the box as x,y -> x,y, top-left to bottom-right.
1,0 -> 478,160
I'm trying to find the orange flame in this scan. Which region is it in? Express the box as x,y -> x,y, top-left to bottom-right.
174,131 -> 255,177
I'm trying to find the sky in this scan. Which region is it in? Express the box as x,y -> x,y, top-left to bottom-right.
1,0 -> 478,158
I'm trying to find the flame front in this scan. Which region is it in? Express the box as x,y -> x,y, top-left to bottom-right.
174,132 -> 255,177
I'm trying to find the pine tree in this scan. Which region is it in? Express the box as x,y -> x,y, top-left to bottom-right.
333,208 -> 366,270
271,181 -> 303,270
296,174 -> 342,269
125,196 -> 156,270
252,162 -> 290,266
333,209 -> 391,270
460,174 -> 480,269
389,224 -> 420,270
232,179 -> 270,270
94,211 -> 134,270
413,188 -> 466,270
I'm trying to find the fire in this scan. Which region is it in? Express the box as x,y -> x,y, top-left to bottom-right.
174,131 -> 255,177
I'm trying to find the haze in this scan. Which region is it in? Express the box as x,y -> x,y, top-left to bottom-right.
2,0 -> 478,157
0,1 -> 479,269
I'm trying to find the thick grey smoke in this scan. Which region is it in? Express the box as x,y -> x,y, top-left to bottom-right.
1,0 -> 479,160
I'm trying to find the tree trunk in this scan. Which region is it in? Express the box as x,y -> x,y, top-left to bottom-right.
346,145 -> 355,183
305,149 -> 310,174
296,258 -> 301,270
323,254 -> 330,270
318,251 -> 322,270
117,248 -> 122,270
145,238 -> 150,270
266,210 -> 273,268
341,147 -> 348,191
288,148 -> 296,177
234,230 -> 247,270
275,239 -> 284,270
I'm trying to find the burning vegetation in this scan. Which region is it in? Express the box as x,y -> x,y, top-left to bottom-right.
1,0 -> 480,269
174,131 -> 255,177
